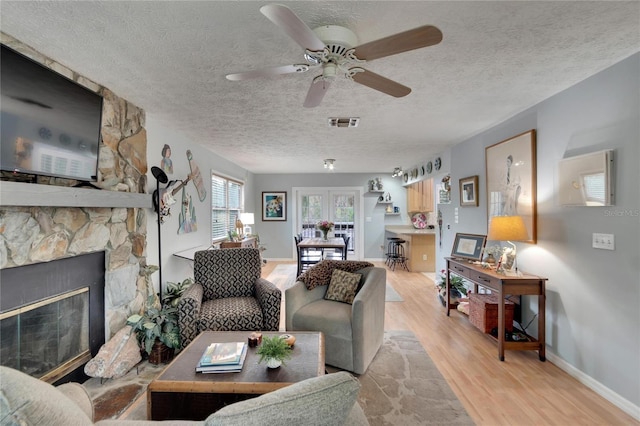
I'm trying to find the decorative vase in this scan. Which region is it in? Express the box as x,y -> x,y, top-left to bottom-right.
484,254 -> 496,264
265,357 -> 282,369
321,230 -> 328,240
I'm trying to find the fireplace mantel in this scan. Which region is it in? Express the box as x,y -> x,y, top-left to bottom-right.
0,181 -> 151,208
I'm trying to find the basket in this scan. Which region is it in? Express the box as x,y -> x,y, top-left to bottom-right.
469,293 -> 514,333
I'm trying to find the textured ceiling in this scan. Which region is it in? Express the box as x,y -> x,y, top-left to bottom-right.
1,1 -> 638,174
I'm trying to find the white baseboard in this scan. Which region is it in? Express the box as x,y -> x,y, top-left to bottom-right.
546,351 -> 640,421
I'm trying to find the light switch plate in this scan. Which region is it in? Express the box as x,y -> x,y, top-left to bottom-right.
592,233 -> 615,250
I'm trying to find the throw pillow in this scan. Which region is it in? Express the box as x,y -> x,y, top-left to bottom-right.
298,260 -> 374,290
324,269 -> 362,304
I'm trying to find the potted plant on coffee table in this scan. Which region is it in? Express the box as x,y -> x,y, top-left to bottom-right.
127,295 -> 180,364
256,336 -> 292,369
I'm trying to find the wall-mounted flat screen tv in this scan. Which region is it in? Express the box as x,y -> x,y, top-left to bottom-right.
1,44 -> 103,182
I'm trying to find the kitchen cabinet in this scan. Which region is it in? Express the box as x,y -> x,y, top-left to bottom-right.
407,179 -> 433,213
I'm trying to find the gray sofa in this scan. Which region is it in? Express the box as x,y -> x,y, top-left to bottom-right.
0,366 -> 369,425
286,265 -> 386,375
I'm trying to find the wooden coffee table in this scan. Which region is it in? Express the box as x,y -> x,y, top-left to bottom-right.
147,331 -> 325,420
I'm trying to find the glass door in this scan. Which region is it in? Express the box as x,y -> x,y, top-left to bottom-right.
294,188 -> 360,259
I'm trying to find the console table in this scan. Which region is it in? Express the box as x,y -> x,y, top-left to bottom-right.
220,237 -> 257,249
445,257 -> 547,361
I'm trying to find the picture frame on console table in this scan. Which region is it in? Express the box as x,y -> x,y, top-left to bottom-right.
262,191 -> 287,221
451,233 -> 486,262
485,129 -> 537,243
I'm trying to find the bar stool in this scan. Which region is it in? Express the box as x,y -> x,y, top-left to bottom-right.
385,237 -> 401,266
387,239 -> 409,272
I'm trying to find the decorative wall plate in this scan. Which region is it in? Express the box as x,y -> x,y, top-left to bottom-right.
403,172 -> 408,182
434,157 -> 442,171
411,212 -> 428,229
38,127 -> 52,140
426,161 -> 433,174
420,166 -> 425,176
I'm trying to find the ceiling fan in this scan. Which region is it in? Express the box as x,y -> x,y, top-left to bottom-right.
225,4 -> 443,108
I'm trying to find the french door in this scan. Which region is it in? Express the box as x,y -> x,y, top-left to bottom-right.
292,187 -> 363,259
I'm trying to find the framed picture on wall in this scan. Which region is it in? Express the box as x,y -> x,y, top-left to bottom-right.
459,175 -> 479,207
485,129 -> 537,243
262,191 -> 287,221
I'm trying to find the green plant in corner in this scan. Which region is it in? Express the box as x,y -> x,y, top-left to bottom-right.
256,336 -> 292,367
162,277 -> 193,308
127,295 -> 180,355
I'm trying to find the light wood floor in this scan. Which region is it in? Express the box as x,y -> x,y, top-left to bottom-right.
262,260 -> 637,426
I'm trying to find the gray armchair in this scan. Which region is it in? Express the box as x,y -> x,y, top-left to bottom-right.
286,266 -> 386,374
178,248 -> 281,349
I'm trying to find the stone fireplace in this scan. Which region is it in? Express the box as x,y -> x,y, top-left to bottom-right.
0,33 -> 152,381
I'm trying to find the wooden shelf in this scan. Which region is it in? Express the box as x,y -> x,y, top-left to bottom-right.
377,201 -> 392,204
385,213 -> 401,216
0,181 -> 152,208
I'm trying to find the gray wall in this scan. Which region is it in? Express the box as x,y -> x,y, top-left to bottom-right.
440,53 -> 639,411
252,173 -> 408,259
145,116 -> 255,288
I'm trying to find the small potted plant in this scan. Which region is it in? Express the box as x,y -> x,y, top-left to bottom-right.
435,270 -> 468,307
256,336 -> 292,369
127,295 -> 181,364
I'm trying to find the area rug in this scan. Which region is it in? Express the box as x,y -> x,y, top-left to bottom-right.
356,330 -> 474,425
267,263 -> 403,302
98,331 -> 472,424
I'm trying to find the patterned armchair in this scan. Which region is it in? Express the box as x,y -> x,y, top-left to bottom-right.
178,248 -> 281,349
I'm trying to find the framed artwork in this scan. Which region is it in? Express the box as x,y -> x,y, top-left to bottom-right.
459,175 -> 479,207
262,191 -> 286,221
451,233 -> 487,261
485,129 -> 537,243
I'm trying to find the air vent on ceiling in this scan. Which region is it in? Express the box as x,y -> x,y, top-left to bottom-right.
328,117 -> 359,128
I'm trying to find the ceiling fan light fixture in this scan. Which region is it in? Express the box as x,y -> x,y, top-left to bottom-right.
328,117 -> 360,128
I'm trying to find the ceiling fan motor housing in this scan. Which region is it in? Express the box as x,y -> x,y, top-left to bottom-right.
313,25 -> 358,56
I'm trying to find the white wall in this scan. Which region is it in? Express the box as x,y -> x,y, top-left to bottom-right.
145,116 -> 253,289
439,53 -> 639,415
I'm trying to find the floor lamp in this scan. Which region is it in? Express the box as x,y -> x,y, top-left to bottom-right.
151,166 -> 168,297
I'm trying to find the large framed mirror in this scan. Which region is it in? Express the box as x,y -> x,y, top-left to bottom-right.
558,149 -> 614,206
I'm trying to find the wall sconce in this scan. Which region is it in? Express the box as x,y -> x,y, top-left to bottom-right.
487,215 -> 529,274
324,159 -> 335,170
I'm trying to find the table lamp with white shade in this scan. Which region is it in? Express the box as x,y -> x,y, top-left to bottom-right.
487,215 -> 529,274
239,213 -> 255,237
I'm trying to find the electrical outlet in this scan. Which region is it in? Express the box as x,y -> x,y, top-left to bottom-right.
422,254 -> 428,261
592,233 -> 615,250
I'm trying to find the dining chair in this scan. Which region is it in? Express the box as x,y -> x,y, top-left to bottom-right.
295,235 -> 323,276
324,235 -> 349,260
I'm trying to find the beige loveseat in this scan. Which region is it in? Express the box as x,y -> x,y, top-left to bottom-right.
0,366 -> 369,425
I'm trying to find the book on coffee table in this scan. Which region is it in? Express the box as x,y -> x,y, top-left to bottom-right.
196,342 -> 247,373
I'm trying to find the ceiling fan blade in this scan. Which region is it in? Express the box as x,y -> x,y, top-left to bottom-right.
260,4 -> 326,51
226,64 -> 311,81
351,69 -> 411,98
353,25 -> 443,61
303,78 -> 331,108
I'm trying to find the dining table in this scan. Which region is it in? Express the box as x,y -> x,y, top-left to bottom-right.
297,237 -> 347,261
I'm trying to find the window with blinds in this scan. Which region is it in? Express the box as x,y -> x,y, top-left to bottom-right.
211,173 -> 244,241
